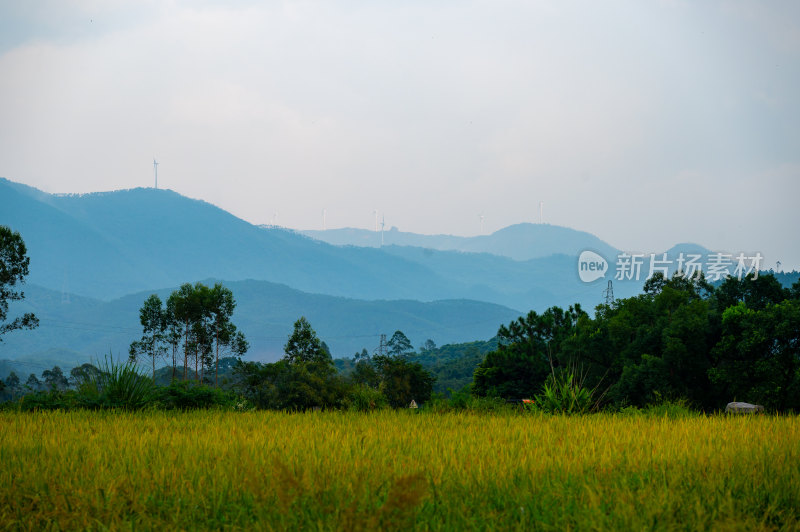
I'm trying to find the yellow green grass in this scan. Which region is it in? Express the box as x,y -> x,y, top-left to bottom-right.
1,410 -> 798,530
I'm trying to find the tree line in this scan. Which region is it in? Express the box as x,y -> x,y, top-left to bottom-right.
234,320 -> 435,410
1,363 -> 104,400
473,272 -> 800,412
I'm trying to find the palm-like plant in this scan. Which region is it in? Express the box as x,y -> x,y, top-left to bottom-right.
534,365 -> 600,414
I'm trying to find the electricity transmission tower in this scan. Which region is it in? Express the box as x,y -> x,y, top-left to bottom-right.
603,280 -> 615,306
376,334 -> 387,357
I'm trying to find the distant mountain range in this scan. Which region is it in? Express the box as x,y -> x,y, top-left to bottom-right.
1,177 -> 734,372
0,281 -> 521,373
0,178 -> 461,302
301,224 -> 620,262
0,177 -> 643,311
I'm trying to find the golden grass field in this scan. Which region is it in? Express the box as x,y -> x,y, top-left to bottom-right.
1,410 -> 798,530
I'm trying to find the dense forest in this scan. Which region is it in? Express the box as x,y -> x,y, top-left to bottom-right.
472,272 -> 800,411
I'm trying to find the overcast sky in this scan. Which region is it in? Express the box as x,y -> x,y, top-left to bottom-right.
1,1 -> 798,268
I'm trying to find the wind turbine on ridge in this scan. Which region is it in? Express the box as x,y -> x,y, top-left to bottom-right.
153,158 -> 159,189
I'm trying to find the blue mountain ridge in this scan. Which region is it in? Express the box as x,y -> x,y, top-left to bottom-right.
0,281 -> 522,369
1,177 -> 727,370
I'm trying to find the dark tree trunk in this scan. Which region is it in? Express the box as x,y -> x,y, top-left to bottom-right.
215,325 -> 220,388
184,320 -> 189,382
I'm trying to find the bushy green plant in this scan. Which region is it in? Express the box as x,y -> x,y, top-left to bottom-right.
16,390 -> 80,411
605,393 -> 698,418
346,384 -> 388,412
614,405 -> 644,417
421,392 -> 451,413
153,381 -> 238,410
534,367 -> 597,415
85,355 -> 155,410
642,395 -> 695,418
425,388 -> 513,413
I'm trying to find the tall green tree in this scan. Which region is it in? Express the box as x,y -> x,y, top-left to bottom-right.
387,330 -> 413,357
69,363 -> 102,388
41,366 -> 69,391
236,317 -> 338,410
791,279 -> 800,301
287,318 -> 336,404
168,283 -> 207,382
129,294 -> 168,382
284,317 -> 330,366
207,283 -> 248,387
190,283 -> 215,383
714,273 -> 788,312
351,349 -> 380,389
372,354 -> 435,407
419,339 -> 437,353
4,371 -> 20,399
0,226 -> 38,341
164,297 -> 183,383
25,373 -> 41,392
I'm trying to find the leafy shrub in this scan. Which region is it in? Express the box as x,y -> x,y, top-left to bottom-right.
346,384 -> 388,412
614,405 -> 644,417
17,390 -> 80,411
642,396 -> 695,418
425,388 -> 513,413
153,382 -> 238,410
610,394 -> 698,418
420,392 -> 452,413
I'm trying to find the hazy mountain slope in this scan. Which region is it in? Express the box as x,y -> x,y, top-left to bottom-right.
2,178 -> 725,316
299,227 -> 467,251
371,247 -> 652,311
1,179 -> 466,301
302,223 -> 619,261
0,178 -> 631,311
0,281 -> 522,371
0,180 -> 168,296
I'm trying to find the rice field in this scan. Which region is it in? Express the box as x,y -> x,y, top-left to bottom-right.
0,410 -> 798,531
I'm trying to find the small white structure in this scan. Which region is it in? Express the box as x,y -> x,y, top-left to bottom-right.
725,402 -> 764,414
409,400 -> 418,409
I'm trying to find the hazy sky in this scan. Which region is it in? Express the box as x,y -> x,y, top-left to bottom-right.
1,1 -> 799,268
